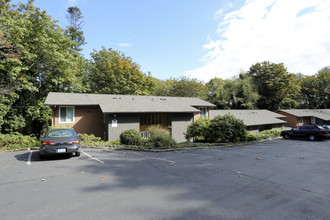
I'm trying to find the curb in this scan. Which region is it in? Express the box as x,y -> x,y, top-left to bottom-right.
1,138 -> 281,153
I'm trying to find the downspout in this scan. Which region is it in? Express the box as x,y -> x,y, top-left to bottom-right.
53,106 -> 56,127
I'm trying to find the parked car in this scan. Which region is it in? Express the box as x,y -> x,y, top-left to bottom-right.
40,128 -> 81,159
323,126 -> 330,138
281,125 -> 328,141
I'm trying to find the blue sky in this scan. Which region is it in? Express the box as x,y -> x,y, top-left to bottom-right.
13,0 -> 330,81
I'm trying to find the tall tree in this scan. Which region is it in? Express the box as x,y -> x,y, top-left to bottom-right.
89,47 -> 155,95
152,78 -> 174,96
315,66 -> 330,108
248,61 -> 300,111
300,66 -> 330,108
207,78 -> 233,109
169,77 -> 208,99
0,0 -> 80,135
66,6 -> 85,53
233,73 -> 259,109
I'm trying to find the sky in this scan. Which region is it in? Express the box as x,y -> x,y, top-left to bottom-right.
12,0 -> 330,81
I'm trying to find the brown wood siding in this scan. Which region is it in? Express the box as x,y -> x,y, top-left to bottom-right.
275,110 -> 298,128
52,106 -> 103,138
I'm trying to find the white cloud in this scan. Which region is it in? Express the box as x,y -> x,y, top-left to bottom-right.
66,0 -> 87,6
67,0 -> 79,6
118,43 -> 133,47
185,0 -> 330,82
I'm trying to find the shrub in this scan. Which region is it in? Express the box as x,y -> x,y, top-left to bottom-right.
78,133 -> 120,148
246,129 -> 283,141
79,133 -> 101,146
0,133 -> 39,150
185,117 -> 211,142
120,129 -> 142,145
208,114 -> 247,143
144,125 -> 176,149
246,131 -> 258,141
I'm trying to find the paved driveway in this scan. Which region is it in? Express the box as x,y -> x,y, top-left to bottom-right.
1,139 -> 330,220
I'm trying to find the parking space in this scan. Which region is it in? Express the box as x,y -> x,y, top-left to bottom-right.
1,139 -> 330,219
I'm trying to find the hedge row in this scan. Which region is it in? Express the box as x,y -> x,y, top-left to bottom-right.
0,133 -> 39,150
0,126 -> 283,151
78,133 -> 120,148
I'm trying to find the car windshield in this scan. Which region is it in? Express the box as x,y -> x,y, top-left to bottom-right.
46,129 -> 76,137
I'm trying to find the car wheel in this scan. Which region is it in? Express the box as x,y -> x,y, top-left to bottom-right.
284,134 -> 290,139
309,135 -> 316,141
75,152 -> 81,157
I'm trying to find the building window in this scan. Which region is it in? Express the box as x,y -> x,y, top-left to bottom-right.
59,106 -> 74,123
199,107 -> 207,117
311,116 -> 315,124
140,113 -> 162,126
298,117 -> 303,124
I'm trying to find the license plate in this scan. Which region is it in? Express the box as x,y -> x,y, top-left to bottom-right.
57,149 -> 66,153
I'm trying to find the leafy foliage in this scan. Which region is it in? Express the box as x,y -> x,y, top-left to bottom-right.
0,133 -> 39,150
0,1 -> 83,136
65,6 -> 85,53
207,78 -> 233,109
247,61 -> 300,111
89,47 -> 155,95
246,129 -> 283,141
79,133 -> 120,148
152,77 -> 208,99
186,114 -> 247,143
144,125 -> 176,149
120,129 -> 142,145
185,117 -> 211,141
206,75 -> 259,109
299,66 -> 330,108
208,114 -> 247,143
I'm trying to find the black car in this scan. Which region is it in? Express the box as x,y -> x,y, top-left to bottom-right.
40,128 -> 81,159
281,125 -> 328,141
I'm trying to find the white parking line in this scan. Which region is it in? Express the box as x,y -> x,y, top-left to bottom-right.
132,152 -> 176,164
27,150 -> 32,165
82,151 -> 105,164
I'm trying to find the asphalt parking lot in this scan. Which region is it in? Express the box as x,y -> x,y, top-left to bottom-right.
1,139 -> 330,220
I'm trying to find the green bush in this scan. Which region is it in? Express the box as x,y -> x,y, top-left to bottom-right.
246,131 -> 258,141
79,133 -> 102,146
144,125 -> 176,149
246,129 -> 283,141
78,133 -> 120,148
120,129 -> 142,145
0,133 -> 39,150
185,117 -> 211,142
208,114 -> 247,143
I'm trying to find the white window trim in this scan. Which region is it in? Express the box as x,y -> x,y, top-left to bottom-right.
199,107 -> 207,117
298,117 -> 303,124
59,106 -> 75,123
311,116 -> 315,124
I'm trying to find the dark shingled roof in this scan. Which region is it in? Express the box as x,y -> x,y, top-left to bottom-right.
209,110 -> 286,126
277,109 -> 330,121
45,92 -> 215,113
